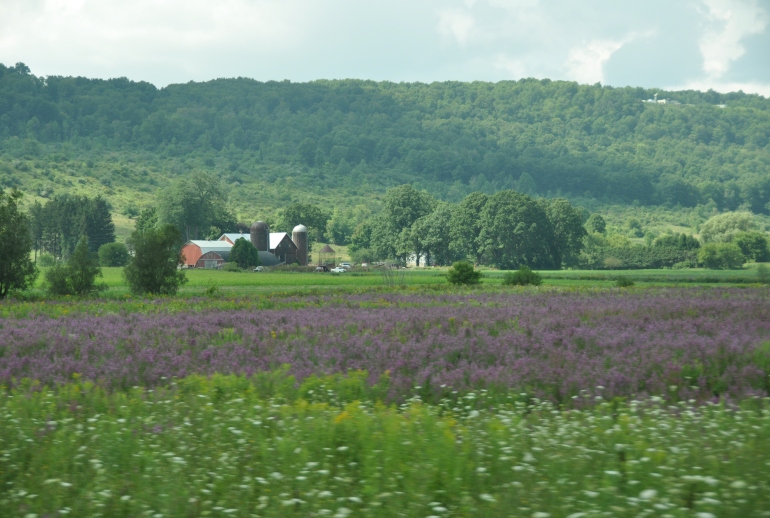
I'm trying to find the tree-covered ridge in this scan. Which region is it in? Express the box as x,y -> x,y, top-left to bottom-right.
1,61 -> 770,212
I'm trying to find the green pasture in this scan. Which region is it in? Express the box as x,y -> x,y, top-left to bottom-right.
27,263 -> 769,296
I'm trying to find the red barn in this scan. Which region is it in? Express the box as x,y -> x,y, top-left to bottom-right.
180,240 -> 233,268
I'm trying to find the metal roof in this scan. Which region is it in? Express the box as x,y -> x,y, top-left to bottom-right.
186,240 -> 233,257
220,233 -> 251,244
269,232 -> 295,250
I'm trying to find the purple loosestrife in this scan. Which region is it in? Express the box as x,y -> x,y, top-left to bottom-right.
1,289 -> 769,403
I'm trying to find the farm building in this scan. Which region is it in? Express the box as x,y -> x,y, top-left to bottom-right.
180,240 -> 233,268
215,221 -> 309,267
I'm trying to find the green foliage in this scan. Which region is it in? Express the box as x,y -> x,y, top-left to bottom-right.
653,233 -> 700,250
446,260 -> 482,285
3,66 -> 770,214
280,203 -> 330,242
45,236 -> 104,296
157,171 -> 234,241
478,190 -> 557,269
28,194 -> 115,258
615,276 -> 635,287
449,191 -> 488,263
757,264 -> 770,284
134,206 -> 159,234
221,262 -> 242,272
585,214 -> 606,234
544,198 -> 587,267
0,189 -> 38,298
123,224 -> 188,295
229,237 -> 260,269
700,211 -> 756,243
37,253 -> 56,267
734,231 -> 770,262
98,242 -> 130,267
502,265 -> 542,286
699,242 -> 746,269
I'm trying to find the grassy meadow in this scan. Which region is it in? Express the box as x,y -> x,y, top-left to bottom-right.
4,272 -> 770,516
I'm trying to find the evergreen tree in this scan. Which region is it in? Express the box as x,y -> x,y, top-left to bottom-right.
0,189 -> 38,299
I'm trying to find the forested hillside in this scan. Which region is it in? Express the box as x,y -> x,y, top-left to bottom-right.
1,61 -> 770,221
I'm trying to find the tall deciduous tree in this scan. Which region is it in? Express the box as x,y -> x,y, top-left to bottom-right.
543,198 -> 587,267
449,192 -> 488,263
158,171 -> 234,241
383,184 -> 437,231
280,203 -> 331,243
124,224 -> 187,295
0,189 -> 38,299
477,190 -> 557,270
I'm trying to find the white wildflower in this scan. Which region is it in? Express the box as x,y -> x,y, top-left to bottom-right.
479,493 -> 496,502
640,489 -> 657,500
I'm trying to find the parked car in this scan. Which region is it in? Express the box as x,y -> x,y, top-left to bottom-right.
253,266 -> 263,272
340,262 -> 351,269
330,267 -> 347,273
314,265 -> 329,272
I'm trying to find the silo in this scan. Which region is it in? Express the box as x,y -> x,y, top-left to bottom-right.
292,224 -> 308,266
250,221 -> 269,252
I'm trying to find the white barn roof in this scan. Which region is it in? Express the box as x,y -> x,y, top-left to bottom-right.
220,233 -> 251,244
269,232 -> 294,250
187,240 -> 233,256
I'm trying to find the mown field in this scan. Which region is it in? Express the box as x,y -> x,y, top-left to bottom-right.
2,285 -> 770,516
25,263 -> 770,296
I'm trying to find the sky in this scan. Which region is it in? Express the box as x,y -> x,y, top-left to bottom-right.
1,0 -> 769,96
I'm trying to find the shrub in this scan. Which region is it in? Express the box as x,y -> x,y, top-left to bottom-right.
615,276 -> 635,287
221,262 -> 241,272
502,266 -> 542,286
699,242 -> 745,269
446,260 -> 482,285
38,253 -> 56,267
98,242 -> 130,267
45,237 -> 105,296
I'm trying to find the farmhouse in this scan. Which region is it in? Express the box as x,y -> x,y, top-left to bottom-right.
181,221 -> 309,269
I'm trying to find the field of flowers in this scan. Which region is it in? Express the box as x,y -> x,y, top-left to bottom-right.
2,287 -> 770,516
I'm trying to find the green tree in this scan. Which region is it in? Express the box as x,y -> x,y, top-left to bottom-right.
0,189 -> 38,299
45,236 -> 104,296
229,237 -> 260,269
383,184 -> 437,231
413,203 -> 455,266
135,207 -> 159,234
449,192 -> 488,263
699,242 -> 745,269
585,214 -> 606,234
446,260 -> 482,285
700,212 -> 756,243
98,242 -> 130,267
158,171 -> 233,241
124,224 -> 188,295
544,198 -> 586,267
281,203 -> 331,242
477,190 -> 558,270
733,231 -> 770,262
66,236 -> 103,295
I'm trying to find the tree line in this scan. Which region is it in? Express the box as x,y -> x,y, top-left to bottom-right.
2,62 -> 770,213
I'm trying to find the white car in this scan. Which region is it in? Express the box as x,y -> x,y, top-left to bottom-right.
330,267 -> 347,273
340,262 -> 351,269
253,266 -> 263,272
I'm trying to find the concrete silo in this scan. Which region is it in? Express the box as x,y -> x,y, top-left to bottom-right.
292,224 -> 308,266
250,221 -> 269,252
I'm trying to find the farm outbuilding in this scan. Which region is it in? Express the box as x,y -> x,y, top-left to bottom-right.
180,240 -> 233,268
218,221 -> 309,266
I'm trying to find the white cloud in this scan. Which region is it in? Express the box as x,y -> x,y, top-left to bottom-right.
699,0 -> 768,78
563,35 -> 639,85
437,8 -> 477,46
668,79 -> 770,98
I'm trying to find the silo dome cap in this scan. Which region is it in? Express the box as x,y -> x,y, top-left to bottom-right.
293,224 -> 308,232
251,220 -> 269,230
